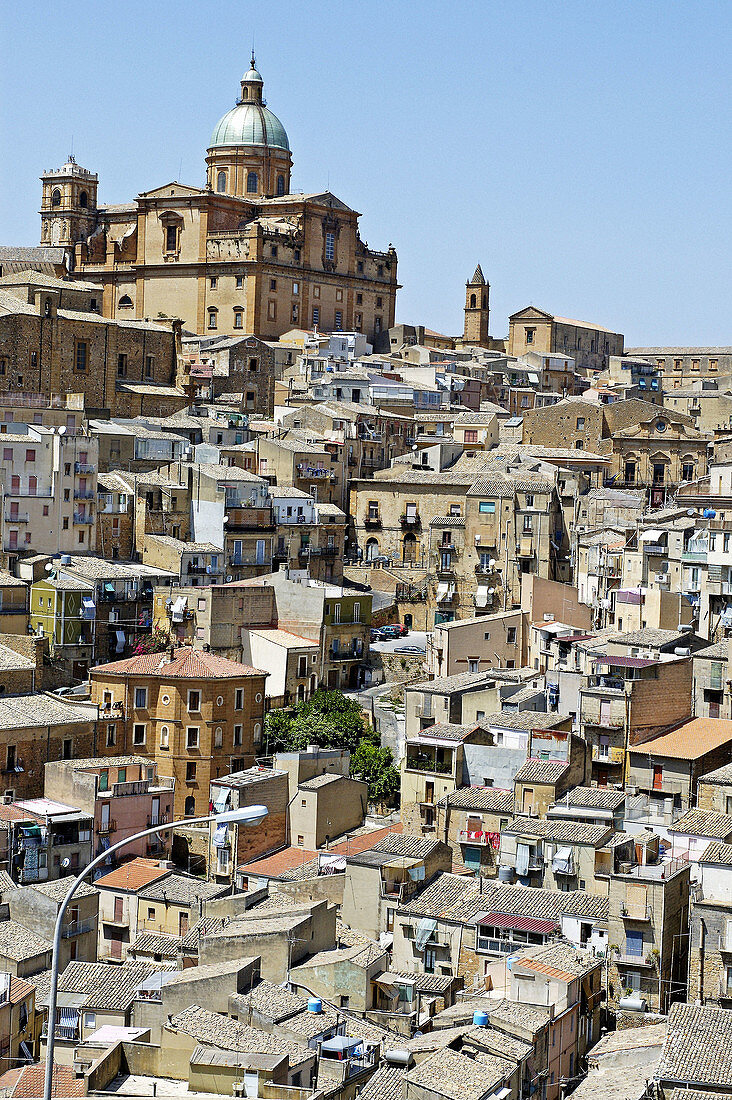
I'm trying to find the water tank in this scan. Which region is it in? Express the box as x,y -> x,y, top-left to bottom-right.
498,865 -> 515,883
472,1011 -> 489,1027
618,995 -> 648,1013
703,508 -> 717,519
307,998 -> 322,1014
384,1049 -> 411,1066
60,554 -> 72,565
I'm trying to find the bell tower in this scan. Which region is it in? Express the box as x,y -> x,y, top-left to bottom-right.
463,264 -> 490,347
40,156 -> 98,248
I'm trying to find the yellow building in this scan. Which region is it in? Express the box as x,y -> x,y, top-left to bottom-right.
508,306 -> 624,371
42,58 -> 398,342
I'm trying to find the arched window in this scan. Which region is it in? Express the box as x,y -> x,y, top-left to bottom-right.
276,174 -> 286,196
118,294 -> 133,308
79,190 -> 88,208
469,294 -> 476,308
365,538 -> 379,561
216,171 -> 227,193
51,189 -> 61,207
208,309 -> 218,330
184,795 -> 195,817
242,87 -> 249,100
247,171 -> 258,194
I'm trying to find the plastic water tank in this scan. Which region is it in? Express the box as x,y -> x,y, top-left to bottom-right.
472,1011 -> 489,1027
703,508 -> 717,519
498,865 -> 515,883
60,554 -> 72,565
618,995 -> 648,1013
307,998 -> 322,1014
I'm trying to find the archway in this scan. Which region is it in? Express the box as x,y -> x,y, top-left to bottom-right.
402,533 -> 417,565
184,795 -> 195,817
366,538 -> 379,561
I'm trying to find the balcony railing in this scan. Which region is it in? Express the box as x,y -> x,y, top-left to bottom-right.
591,746 -> 625,764
74,462 -> 95,474
96,820 -> 116,835
4,487 -> 53,498
5,512 -> 29,523
61,919 -> 95,938
73,513 -> 94,524
457,829 -> 492,846
329,647 -> 364,661
405,755 -> 453,775
73,489 -> 95,500
228,555 -> 268,567
147,814 -> 169,827
225,506 -> 274,530
400,513 -> 421,527
364,515 -> 382,528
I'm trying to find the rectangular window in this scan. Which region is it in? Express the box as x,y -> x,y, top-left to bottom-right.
75,342 -> 87,373
335,310 -> 343,330
267,300 -> 276,320
145,355 -> 154,378
235,275 -> 243,289
165,225 -> 177,252
186,762 -> 196,782
133,724 -> 146,745
210,276 -> 217,289
312,307 -> 319,325
235,688 -> 244,710
188,690 -> 201,712
269,278 -> 277,291
233,724 -> 242,746
25,449 -> 35,463
507,627 -> 517,644
208,310 -> 217,330
464,430 -> 478,443
106,725 -> 116,747
525,327 -> 535,344
325,231 -> 335,260
478,501 -> 495,514
234,311 -> 243,329
186,727 -> 199,749
134,687 -> 147,709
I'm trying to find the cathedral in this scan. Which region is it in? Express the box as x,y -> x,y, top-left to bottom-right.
39,58 -> 398,340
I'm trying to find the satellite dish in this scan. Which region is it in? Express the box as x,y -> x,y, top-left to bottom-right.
223,516 -> 229,524
58,426 -> 66,436
45,563 -> 54,571
61,857 -> 71,869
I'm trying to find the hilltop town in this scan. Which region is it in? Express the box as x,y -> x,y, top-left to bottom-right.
0,53 -> 729,1100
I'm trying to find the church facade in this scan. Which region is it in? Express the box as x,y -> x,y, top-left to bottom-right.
40,59 -> 398,340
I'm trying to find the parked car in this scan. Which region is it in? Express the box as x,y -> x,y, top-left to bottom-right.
380,624 -> 409,639
370,629 -> 385,642
394,645 -> 424,655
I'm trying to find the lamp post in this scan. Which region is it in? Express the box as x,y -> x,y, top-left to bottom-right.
43,804 -> 268,1100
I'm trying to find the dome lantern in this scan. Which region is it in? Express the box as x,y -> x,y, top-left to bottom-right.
240,53 -> 264,104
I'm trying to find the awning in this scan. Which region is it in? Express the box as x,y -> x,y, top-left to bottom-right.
415,917 -> 437,951
615,589 -> 643,605
436,582 -> 449,600
214,791 -> 230,813
103,583 -> 116,595
638,529 -> 665,542
115,630 -> 126,653
213,825 -> 229,849
475,585 -> 489,608
476,912 -> 560,935
519,537 -> 533,557
552,846 -> 574,875
318,853 -> 346,874
82,598 -> 96,620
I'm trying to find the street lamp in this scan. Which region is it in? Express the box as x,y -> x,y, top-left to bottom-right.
43,805 -> 268,1100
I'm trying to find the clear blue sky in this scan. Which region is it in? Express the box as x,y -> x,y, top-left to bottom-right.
2,0 -> 730,345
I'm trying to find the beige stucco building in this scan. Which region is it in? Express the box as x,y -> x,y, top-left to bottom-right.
43,60 -> 398,342
508,306 -> 624,372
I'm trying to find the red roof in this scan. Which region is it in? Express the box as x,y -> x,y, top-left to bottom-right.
330,822 -> 403,856
95,857 -> 170,893
242,846 -> 318,878
11,1063 -> 85,1098
476,912 -> 559,935
9,976 -> 33,1004
91,646 -> 266,680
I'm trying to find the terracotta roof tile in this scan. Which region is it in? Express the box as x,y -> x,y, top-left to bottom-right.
94,857 -> 170,893
91,645 -> 266,680
12,1063 -> 85,1098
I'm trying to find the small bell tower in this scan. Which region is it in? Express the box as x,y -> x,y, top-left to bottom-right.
40,155 -> 98,248
463,264 -> 490,347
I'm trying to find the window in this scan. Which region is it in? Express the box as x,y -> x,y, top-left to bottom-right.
336,288 -> 343,302
106,725 -> 116,747
186,762 -> 197,782
216,170 -> 227,192
25,449 -> 36,464
145,355 -> 154,378
235,275 -> 243,289
160,726 -> 169,749
464,429 -> 478,443
353,602 -> 361,622
234,311 -> 243,329
135,687 -> 147,709
682,462 -> 694,481
188,690 -> 200,712
478,501 -> 495,514
209,276 -> 218,290
235,688 -> 244,710
116,353 -> 127,378
357,261 -> 363,274
271,245 -> 278,258
247,171 -> 258,193
75,342 -> 87,373
133,724 -> 146,745
468,659 -> 480,673
186,727 -> 199,749
356,292 -> 363,304
234,724 -> 243,746
525,327 -> 535,344
267,300 -> 276,320
375,317 -> 382,333
277,174 -> 286,196
507,627 -> 517,644
376,296 -> 383,308
335,310 -> 343,330
325,231 -> 335,260
575,440 -> 584,450
312,307 -> 319,325
84,1012 -> 96,1030
51,188 -> 61,206
208,309 -> 217,330
165,224 -> 178,252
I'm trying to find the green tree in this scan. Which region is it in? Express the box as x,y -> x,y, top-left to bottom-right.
263,689 -> 371,754
350,740 -> 400,808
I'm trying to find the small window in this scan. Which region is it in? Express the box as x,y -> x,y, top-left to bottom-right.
74,342 -> 87,373
25,449 -> 35,463
208,309 -> 217,330
234,311 -> 243,329
210,276 -> 217,289
312,307 -> 319,325
133,724 -> 146,746
247,171 -> 258,194
160,726 -> 169,749
325,231 -> 335,260
233,724 -> 243,746
186,762 -> 197,782
188,690 -> 201,712
235,688 -> 244,710
134,687 -> 147,709
186,727 -> 199,749
269,278 -> 277,291
216,170 -> 227,193
51,188 -> 61,207
478,501 -> 495,514
165,224 -> 177,252
277,174 -> 286,196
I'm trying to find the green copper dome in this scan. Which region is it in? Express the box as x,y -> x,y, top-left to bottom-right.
209,102 -> 290,152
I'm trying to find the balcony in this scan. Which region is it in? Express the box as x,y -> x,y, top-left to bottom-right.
682,549 -> 707,562
228,555 -> 268,568
621,905 -> 652,922
457,829 -> 492,846
405,753 -> 454,776
73,513 -> 94,525
5,512 -> 29,523
96,820 -> 116,835
614,953 -> 655,969
475,564 -> 497,576
364,515 -> 382,528
74,462 -> 95,474
296,464 -> 334,480
147,813 -> 169,827
73,489 -> 95,500
329,646 -> 364,662
591,746 -> 625,765
225,506 -> 274,531
61,919 -> 95,938
642,543 -> 666,556
400,513 -> 421,528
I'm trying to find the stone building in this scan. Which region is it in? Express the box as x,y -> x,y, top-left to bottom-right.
88,646 -> 268,818
0,274 -> 184,417
625,345 -> 732,389
508,307 -> 624,372
51,60 -> 398,342
687,839 -> 732,1006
